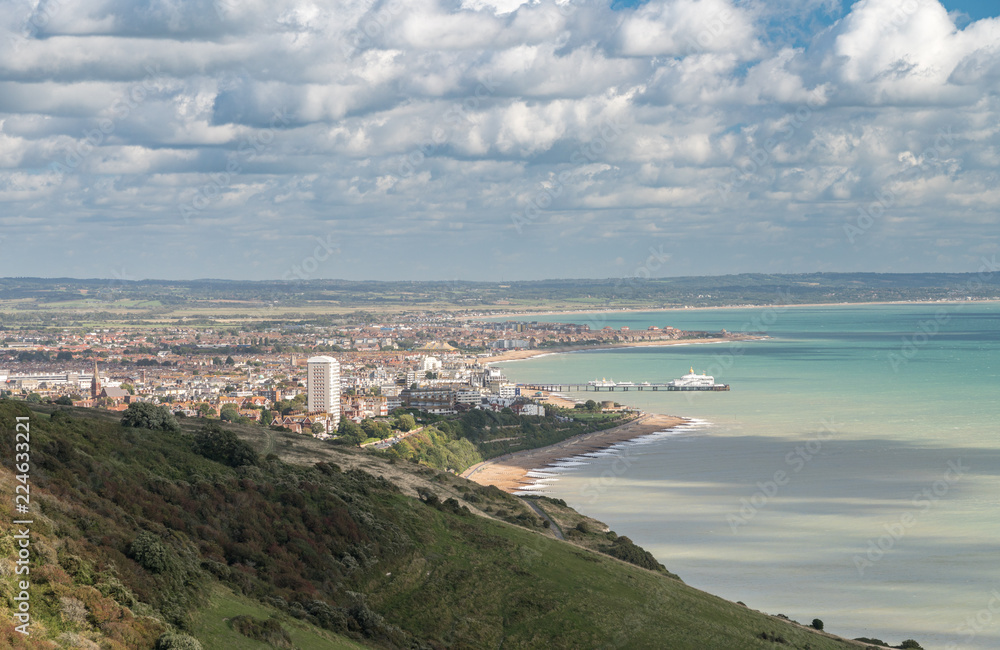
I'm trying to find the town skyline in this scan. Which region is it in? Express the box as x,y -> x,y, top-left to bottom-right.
1,315 -> 716,437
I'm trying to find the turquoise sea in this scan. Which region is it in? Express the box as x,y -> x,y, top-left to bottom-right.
492,303 -> 1000,649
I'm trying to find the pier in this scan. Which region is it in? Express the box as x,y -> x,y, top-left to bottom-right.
521,383 -> 729,392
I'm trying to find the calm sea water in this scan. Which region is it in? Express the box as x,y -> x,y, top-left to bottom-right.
493,304 -> 1000,649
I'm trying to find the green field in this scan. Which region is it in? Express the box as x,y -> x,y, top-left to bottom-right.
3,274 -> 999,328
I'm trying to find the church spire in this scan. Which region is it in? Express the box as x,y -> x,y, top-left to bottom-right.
91,360 -> 101,399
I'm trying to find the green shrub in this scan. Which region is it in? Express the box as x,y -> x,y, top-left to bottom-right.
441,497 -> 469,516
193,422 -> 258,467
416,486 -> 439,506
811,618 -> 823,630
97,575 -> 139,608
230,615 -> 293,648
603,536 -> 669,574
130,531 -> 171,574
155,632 -> 203,649
122,402 -> 181,431
58,550 -> 95,585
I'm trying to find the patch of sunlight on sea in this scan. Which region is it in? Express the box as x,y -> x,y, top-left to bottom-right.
494,304 -> 1000,649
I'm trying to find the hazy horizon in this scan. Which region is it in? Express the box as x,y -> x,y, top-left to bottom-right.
2,268 -> 998,284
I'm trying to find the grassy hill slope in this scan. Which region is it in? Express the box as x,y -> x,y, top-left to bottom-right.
1,401 -> 885,649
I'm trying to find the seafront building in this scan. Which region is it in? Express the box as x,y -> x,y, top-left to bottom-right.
307,356 -> 341,431
1,320 -> 734,437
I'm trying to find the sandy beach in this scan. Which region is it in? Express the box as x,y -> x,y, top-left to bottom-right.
461,413 -> 686,492
535,390 -> 578,409
483,336 -> 743,363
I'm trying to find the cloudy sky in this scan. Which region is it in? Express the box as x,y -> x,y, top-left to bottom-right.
0,0 -> 998,281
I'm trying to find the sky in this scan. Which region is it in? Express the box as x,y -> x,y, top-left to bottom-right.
0,0 -> 998,281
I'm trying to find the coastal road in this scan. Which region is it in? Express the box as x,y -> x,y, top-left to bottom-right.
522,499 -> 564,540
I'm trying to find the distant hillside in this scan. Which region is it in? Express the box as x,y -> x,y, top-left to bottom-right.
0,273 -> 998,325
1,401 -> 904,648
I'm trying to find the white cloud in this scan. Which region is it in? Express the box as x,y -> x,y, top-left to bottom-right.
0,0 -> 997,279
616,0 -> 759,58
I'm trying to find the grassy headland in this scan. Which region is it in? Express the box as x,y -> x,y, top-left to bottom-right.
0,401 -> 894,649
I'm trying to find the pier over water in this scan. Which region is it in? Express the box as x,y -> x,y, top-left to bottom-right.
520,382 -> 729,392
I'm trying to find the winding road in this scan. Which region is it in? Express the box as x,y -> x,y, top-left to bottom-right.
522,499 -> 564,540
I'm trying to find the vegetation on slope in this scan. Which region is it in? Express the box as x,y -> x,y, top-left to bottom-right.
1,401 -> 890,649
377,407 -> 632,474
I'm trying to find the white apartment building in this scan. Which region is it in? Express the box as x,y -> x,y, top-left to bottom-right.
455,388 -> 484,406
307,356 -> 341,431
498,383 -> 518,400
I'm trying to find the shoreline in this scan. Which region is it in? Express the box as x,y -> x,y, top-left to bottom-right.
482,336 -> 749,364
461,298 -> 1000,320
460,413 -> 686,492
469,338 -> 731,491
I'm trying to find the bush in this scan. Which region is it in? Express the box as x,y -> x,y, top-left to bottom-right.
155,632 -> 203,650
230,615 -> 292,648
219,404 -> 240,422
337,419 -> 366,446
129,531 -> 171,574
415,486 -> 439,506
122,402 -> 180,432
604,536 -> 669,574
811,618 -> 824,630
97,575 -> 138,608
898,641 -> 923,649
193,422 -> 258,467
441,497 -> 469,516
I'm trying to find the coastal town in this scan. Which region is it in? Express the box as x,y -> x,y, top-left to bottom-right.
0,316 -> 735,444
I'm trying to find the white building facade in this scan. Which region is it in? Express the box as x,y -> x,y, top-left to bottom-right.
307,356 -> 341,431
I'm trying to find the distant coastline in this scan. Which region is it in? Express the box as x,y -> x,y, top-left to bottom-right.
469,297 -> 1000,321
